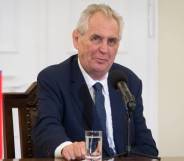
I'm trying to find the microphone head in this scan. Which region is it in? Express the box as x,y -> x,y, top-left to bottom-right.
109,70 -> 128,89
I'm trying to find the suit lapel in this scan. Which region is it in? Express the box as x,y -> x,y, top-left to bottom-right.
70,56 -> 94,130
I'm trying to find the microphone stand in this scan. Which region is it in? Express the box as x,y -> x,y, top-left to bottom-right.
126,101 -> 135,155
123,100 -> 161,160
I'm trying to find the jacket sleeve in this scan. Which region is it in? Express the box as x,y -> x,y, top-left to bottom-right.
130,79 -> 159,156
32,69 -> 70,157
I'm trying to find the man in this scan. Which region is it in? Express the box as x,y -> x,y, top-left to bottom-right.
32,4 -> 158,160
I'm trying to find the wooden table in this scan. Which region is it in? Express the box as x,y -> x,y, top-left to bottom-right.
1,156 -> 184,161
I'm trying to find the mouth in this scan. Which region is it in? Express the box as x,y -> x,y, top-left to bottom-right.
95,57 -> 108,64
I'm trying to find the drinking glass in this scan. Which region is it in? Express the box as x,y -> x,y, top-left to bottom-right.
85,130 -> 102,161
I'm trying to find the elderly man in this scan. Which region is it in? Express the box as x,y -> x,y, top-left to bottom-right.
32,3 -> 158,160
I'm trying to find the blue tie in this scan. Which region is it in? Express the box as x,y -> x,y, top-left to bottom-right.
93,82 -> 114,156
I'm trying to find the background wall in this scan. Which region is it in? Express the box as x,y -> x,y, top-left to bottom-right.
3,0 -> 184,158
3,0 -> 179,158
158,0 -> 184,157
0,0 -> 158,133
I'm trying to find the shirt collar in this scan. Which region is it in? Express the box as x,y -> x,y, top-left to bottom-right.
78,58 -> 109,94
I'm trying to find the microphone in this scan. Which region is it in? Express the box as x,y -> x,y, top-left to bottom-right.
109,70 -> 161,160
109,70 -> 136,113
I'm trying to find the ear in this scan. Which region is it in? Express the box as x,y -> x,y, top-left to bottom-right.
72,30 -> 80,49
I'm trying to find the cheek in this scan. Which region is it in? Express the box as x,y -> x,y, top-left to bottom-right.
109,48 -> 118,59
84,45 -> 98,58
80,41 -> 93,54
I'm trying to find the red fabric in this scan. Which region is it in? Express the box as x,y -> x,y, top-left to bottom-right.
0,71 -> 3,158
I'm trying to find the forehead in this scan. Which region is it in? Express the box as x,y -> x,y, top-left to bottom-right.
86,12 -> 120,38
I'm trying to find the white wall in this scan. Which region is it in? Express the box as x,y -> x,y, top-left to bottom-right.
158,0 -> 184,157
0,0 -> 158,158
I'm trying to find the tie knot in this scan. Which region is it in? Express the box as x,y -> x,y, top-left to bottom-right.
93,82 -> 103,92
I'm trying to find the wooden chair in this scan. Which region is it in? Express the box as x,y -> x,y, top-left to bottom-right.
3,82 -> 38,158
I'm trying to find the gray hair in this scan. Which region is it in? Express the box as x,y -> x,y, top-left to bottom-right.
75,4 -> 124,39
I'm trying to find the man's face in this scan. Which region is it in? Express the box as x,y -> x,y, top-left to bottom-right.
73,12 -> 120,80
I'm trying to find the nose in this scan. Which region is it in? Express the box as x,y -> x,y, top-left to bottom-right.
99,40 -> 108,53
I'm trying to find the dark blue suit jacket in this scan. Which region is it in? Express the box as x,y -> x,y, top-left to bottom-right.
32,55 -> 158,157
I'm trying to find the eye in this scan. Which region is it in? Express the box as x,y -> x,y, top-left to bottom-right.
90,35 -> 102,44
107,38 -> 119,46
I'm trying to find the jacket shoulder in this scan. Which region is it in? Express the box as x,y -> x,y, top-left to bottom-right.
37,55 -> 77,82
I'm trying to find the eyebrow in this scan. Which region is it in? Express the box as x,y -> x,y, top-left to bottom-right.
90,34 -> 119,40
